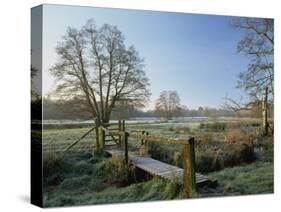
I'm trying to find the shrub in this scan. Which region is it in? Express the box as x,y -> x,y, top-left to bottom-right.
43,152 -> 62,184
223,143 -> 255,167
254,135 -> 273,147
195,149 -> 216,173
224,129 -> 254,146
254,136 -> 273,162
169,127 -> 175,131
101,155 -> 136,186
195,142 -> 255,173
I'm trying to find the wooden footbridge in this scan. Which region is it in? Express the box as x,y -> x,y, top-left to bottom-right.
105,148 -> 211,186
64,120 -> 216,197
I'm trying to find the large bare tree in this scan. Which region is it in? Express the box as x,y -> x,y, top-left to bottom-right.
225,18 -> 274,135
155,91 -> 182,120
51,20 -> 150,147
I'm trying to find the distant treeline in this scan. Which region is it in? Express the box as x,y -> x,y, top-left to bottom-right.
42,98 -> 239,120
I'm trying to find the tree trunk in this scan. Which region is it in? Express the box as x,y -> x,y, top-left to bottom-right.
262,87 -> 269,136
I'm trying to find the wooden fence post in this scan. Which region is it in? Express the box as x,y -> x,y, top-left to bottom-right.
118,120 -> 122,146
98,126 -> 105,149
124,132 -> 129,165
120,120 -> 125,147
145,131 -> 149,145
122,120 -> 125,131
141,131 -> 145,145
183,137 -> 196,197
95,120 -> 100,150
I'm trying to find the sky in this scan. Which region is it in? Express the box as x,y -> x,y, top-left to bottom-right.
40,4 -> 251,110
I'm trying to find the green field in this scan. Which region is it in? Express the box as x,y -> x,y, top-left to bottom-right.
40,118 -> 274,207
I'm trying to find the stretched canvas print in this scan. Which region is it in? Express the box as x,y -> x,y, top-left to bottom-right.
31,4 -> 274,208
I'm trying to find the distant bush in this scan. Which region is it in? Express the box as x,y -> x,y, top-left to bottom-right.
169,127 -> 175,131
199,122 -> 226,132
43,123 -> 94,130
168,126 -> 190,134
199,121 -> 261,133
177,126 -> 191,133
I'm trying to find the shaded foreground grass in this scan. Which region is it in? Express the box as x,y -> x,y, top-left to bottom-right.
45,178 -> 183,207
43,151 -> 184,207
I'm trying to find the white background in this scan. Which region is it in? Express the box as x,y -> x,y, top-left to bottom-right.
0,0 -> 280,211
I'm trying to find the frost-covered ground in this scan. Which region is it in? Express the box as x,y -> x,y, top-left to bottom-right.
42,116 -> 259,125
41,117 -> 260,153
40,117 -> 273,206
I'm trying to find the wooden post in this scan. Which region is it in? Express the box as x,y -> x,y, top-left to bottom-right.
141,131 -> 145,145
122,120 -> 125,131
118,120 -> 122,146
145,131 -> 149,145
183,137 -> 196,197
95,125 -> 100,150
124,132 -> 129,165
120,120 -> 125,147
98,126 -> 105,149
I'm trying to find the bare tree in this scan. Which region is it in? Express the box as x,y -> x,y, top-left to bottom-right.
51,19 -> 150,148
155,91 -> 182,120
225,18 -> 274,135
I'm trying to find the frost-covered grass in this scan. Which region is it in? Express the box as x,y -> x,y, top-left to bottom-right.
209,161 -> 273,195
42,118 -> 273,207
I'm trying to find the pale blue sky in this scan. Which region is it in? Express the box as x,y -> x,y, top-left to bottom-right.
42,4 -> 250,110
